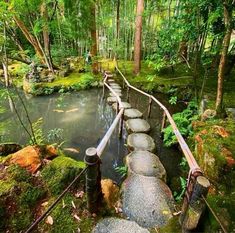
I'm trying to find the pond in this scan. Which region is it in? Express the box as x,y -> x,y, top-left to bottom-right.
0,88 -> 127,183
0,86 -> 182,186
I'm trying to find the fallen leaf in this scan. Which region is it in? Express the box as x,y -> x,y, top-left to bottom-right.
46,216 -> 53,225
75,191 -> 84,198
73,214 -> 81,222
71,201 -> 76,209
41,202 -> 48,207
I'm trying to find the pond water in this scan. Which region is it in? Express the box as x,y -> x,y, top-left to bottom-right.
0,88 -> 127,183
0,86 -> 182,185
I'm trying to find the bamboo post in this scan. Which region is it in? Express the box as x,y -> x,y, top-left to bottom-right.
118,110 -> 124,138
84,147 -> 102,213
116,101 -> 119,115
147,97 -> 152,118
161,111 -> 166,132
127,86 -> 130,102
181,176 -> 210,231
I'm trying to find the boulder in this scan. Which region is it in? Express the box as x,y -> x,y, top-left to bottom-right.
112,102 -> 131,111
122,174 -> 174,228
107,97 -> 117,104
93,218 -> 149,233
0,143 -> 22,156
126,151 -> 166,181
127,133 -> 155,152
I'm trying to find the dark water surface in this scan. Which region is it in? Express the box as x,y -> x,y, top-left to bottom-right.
0,88 -> 127,183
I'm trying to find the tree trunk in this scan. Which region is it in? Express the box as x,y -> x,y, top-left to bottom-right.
3,22 -> 9,87
133,0 -> 144,75
215,1 -> 233,113
13,16 -> 45,63
116,0 -> 120,48
41,2 -> 54,73
91,2 -> 98,74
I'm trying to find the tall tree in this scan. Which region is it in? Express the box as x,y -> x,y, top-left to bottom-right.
215,0 -> 233,113
133,0 -> 144,75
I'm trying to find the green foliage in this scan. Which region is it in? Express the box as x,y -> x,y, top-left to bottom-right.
173,177 -> 187,202
47,128 -> 64,143
163,100 -> 198,147
115,165 -> 128,178
169,96 -> 178,105
30,117 -> 45,145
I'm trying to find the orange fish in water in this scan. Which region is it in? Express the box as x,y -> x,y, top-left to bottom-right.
63,147 -> 80,153
66,108 -> 79,113
53,109 -> 64,113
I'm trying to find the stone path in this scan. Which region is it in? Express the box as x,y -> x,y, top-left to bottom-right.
93,70 -> 174,232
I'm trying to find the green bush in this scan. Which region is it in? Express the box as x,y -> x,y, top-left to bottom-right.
163,101 -> 198,147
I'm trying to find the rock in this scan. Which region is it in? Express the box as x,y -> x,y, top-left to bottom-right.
226,108 -> 235,120
201,109 -> 216,121
122,174 -> 174,228
112,102 -> 131,111
92,218 -> 149,233
127,133 -> 155,152
107,97 -> 117,104
8,146 -> 42,174
109,84 -> 121,89
0,143 -> 22,156
125,119 -> 150,134
101,179 -> 119,209
107,79 -> 115,83
109,92 -> 122,97
126,151 -> 166,181
124,109 -> 143,120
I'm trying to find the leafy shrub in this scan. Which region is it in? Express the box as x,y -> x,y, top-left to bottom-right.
115,165 -> 128,178
163,100 -> 198,147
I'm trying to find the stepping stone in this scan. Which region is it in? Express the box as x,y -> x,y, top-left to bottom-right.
122,174 -> 174,228
107,79 -> 115,83
127,133 -> 155,152
124,108 -> 143,120
109,92 -> 122,97
111,87 -> 122,92
126,151 -> 166,181
126,119 -> 150,134
92,217 -> 149,233
112,102 -> 131,111
110,84 -> 121,88
107,96 -> 117,104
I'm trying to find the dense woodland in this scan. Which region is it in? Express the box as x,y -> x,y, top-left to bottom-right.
0,0 -> 235,232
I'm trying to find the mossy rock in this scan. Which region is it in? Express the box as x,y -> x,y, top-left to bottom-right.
41,156 -> 85,195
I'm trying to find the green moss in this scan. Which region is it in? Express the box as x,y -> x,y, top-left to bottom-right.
41,156 -> 85,195
0,180 -> 16,197
7,164 -> 31,183
157,217 -> 181,233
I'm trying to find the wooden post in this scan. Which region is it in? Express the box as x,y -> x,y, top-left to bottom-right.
84,147 -> 102,213
161,111 -> 166,132
181,176 -> 210,231
127,86 -> 130,102
118,110 -> 124,138
147,97 -> 152,118
116,101 -> 119,115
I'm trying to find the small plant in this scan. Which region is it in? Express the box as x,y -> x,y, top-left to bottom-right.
30,117 -> 45,145
47,128 -> 64,143
114,165 -> 128,178
169,96 -> 177,105
173,176 -> 187,202
180,157 -> 189,171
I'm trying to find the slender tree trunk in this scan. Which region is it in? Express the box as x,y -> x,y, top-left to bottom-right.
3,22 -> 9,87
13,16 -> 45,63
116,0 -> 120,48
91,1 -> 98,74
133,0 -> 144,75
215,1 -> 232,113
41,2 -> 54,73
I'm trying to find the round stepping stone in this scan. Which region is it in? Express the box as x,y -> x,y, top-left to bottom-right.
112,102 -> 131,111
127,133 -> 155,152
110,84 -> 121,88
122,174 -> 174,228
124,108 -> 143,120
111,87 -> 122,92
107,79 -> 115,83
109,92 -> 122,97
92,217 -> 149,233
126,119 -> 150,134
126,151 -> 166,181
107,96 -> 117,104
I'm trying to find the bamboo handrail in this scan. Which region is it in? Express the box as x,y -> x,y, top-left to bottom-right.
115,65 -> 201,175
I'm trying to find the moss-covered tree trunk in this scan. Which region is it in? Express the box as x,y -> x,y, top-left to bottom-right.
215,1 -> 233,113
